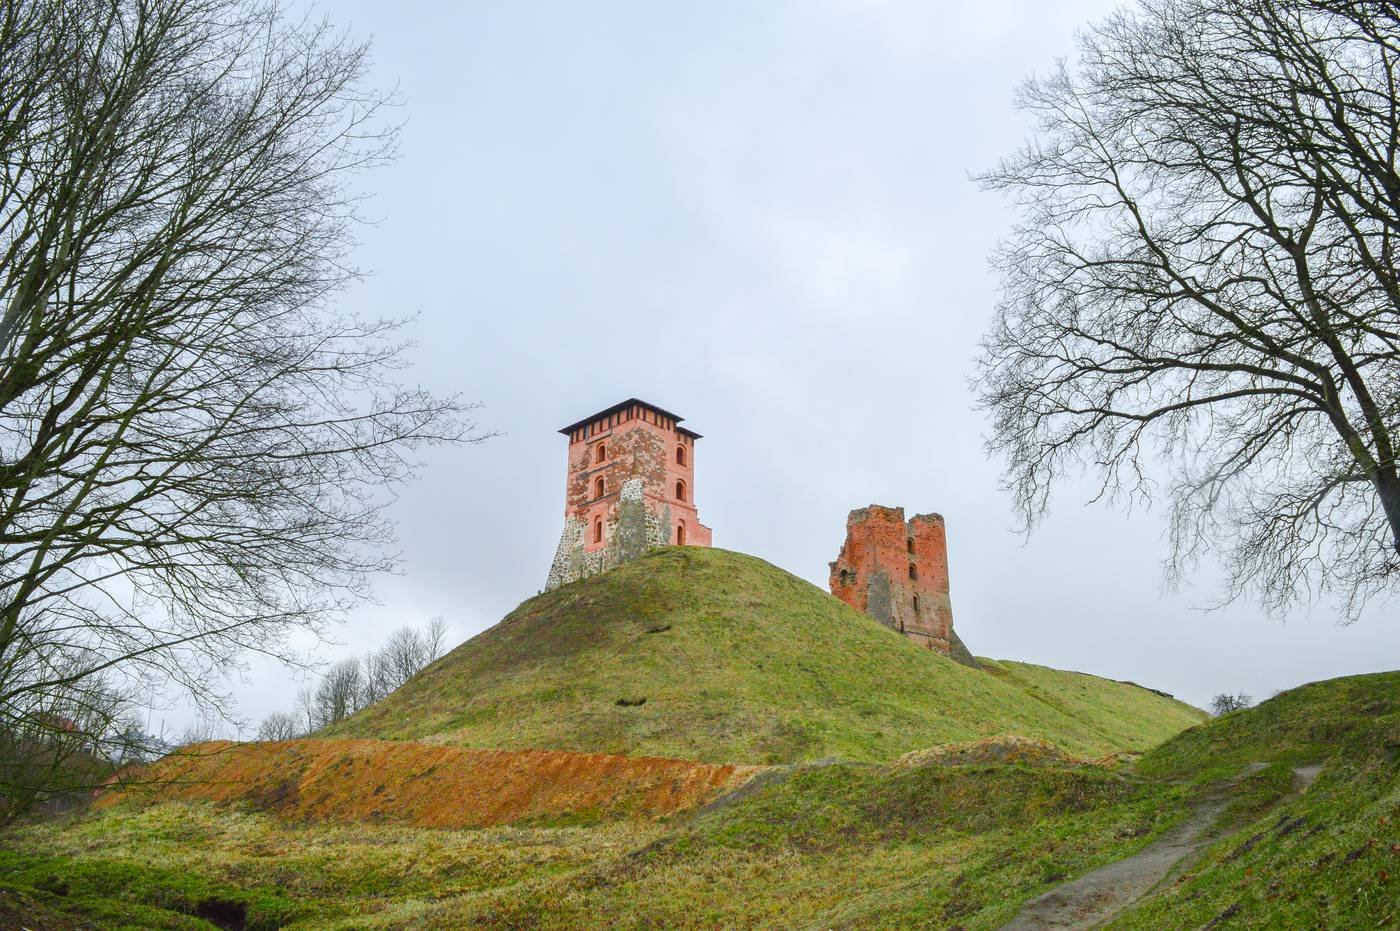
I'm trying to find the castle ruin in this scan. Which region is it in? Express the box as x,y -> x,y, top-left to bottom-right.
546,398 -> 712,590
829,505 -> 977,667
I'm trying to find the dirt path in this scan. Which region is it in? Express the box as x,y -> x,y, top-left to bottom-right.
1000,763 -> 1314,930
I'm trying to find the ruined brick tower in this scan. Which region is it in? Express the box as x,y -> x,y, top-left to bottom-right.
829,505 -> 977,667
545,399 -> 712,590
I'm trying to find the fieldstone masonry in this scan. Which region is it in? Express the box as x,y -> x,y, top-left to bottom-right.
546,479 -> 673,589
829,505 -> 978,667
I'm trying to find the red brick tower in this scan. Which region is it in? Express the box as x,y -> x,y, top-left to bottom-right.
546,399 -> 712,589
829,505 -> 976,667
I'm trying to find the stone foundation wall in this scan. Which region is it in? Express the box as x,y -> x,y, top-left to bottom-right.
829,504 -> 977,667
545,478 -> 673,590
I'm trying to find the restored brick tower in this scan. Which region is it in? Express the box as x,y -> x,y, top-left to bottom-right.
829,505 -> 977,667
545,398 -> 712,590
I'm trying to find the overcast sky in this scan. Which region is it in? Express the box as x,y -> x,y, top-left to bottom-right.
191,0 -> 1399,738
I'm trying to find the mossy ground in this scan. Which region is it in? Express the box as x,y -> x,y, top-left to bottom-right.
327,547 -> 1204,764
0,805 -> 644,929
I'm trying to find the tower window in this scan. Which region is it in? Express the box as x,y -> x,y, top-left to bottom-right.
907,538 -> 914,554
676,521 -> 686,545
594,476 -> 605,498
676,445 -> 686,466
913,594 -> 920,612
908,565 -> 917,581
595,442 -> 606,463
675,479 -> 686,502
594,517 -> 603,543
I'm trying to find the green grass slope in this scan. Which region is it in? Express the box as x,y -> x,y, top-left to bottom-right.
4,670 -> 1393,929
0,757 -> 1186,929
328,547 -> 1203,763
1109,670 -> 1400,929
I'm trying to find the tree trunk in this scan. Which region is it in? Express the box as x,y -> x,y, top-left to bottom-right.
1378,474 -> 1400,560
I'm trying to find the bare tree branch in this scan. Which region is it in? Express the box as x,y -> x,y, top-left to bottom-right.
977,0 -> 1400,619
0,0 -> 484,816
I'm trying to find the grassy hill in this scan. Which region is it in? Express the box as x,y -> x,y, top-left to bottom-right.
1,667 -> 1393,927
327,547 -> 1204,763
391,670 -> 1398,929
1109,671 -> 1400,929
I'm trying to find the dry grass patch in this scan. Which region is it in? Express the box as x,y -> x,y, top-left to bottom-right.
107,738 -> 760,829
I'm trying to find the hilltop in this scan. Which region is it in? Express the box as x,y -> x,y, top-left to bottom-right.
327,547 -> 1203,763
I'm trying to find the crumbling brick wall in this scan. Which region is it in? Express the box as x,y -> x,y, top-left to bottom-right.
829,505 -> 977,667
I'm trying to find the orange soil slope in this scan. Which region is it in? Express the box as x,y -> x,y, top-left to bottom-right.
107,738 -> 760,829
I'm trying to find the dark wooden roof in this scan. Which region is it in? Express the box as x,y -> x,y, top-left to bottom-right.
558,398 -> 702,439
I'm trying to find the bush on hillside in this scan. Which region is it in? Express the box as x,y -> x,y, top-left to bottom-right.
1210,693 -> 1253,716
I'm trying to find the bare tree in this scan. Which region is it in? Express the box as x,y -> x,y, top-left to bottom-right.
379,628 -> 422,696
1210,692 -> 1253,715
255,710 -> 301,742
311,658 -> 363,728
424,616 -> 448,664
359,647 -> 393,707
977,0 -> 1400,617
350,617 -> 448,707
0,0 -> 479,816
294,686 -> 317,736
0,646 -> 151,823
262,617 -> 451,733
376,621 -> 444,693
